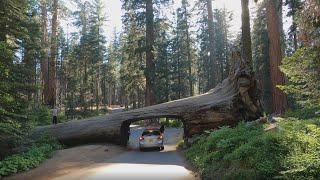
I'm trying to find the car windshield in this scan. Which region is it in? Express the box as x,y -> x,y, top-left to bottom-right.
142,130 -> 160,136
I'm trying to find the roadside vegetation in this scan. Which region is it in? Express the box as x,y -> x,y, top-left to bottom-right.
32,105 -> 109,126
0,104 -> 103,177
184,113 -> 320,179
160,119 -> 183,128
132,118 -> 183,128
0,134 -> 61,177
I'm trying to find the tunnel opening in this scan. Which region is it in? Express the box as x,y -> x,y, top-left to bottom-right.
120,116 -> 185,150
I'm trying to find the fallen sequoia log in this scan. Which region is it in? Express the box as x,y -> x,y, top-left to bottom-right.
33,51 -> 262,146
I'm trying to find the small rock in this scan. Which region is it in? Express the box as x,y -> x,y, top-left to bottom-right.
264,123 -> 278,132
105,149 -> 109,152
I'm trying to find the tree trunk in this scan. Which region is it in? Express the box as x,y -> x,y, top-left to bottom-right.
40,0 -> 49,105
266,0 -> 287,114
95,63 -> 101,110
241,0 -> 253,67
46,0 -> 58,108
207,0 -> 217,88
183,3 -> 193,97
177,53 -> 182,99
145,0 -> 156,106
277,0 -> 286,57
224,15 -> 230,79
293,21 -> 298,51
32,51 -> 263,146
22,46 -> 35,101
187,31 -> 193,97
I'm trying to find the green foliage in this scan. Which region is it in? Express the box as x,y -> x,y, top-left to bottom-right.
279,118 -> 320,179
160,119 -> 183,128
0,121 -> 23,140
167,0 -> 195,99
185,123 -> 286,179
297,0 -> 320,48
0,134 -> 61,177
119,18 -> 145,108
0,121 -> 25,159
66,0 -> 108,112
285,106 -> 320,119
280,47 -> 320,108
195,2 -> 233,93
177,139 -> 185,149
0,0 -> 40,160
28,106 -> 52,126
185,119 -> 320,179
280,0 -> 320,110
0,42 -> 29,123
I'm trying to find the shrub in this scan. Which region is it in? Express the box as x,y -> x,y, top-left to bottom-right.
279,118 -> 320,179
280,47 -> 320,108
184,119 -> 320,180
29,106 -> 52,126
185,123 -> 286,179
0,120 -> 26,159
0,133 -> 61,177
284,106 -> 320,119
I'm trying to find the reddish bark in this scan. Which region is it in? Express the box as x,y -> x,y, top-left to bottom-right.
47,0 -> 58,107
40,0 -> 49,104
266,0 -> 288,114
145,0 -> 156,106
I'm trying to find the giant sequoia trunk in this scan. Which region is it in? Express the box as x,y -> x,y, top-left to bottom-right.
241,0 -> 252,66
32,51 -> 262,146
40,0 -> 49,104
266,0 -> 287,114
46,0 -> 58,107
145,0 -> 156,106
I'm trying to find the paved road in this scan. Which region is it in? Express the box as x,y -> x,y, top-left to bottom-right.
54,127 -> 197,180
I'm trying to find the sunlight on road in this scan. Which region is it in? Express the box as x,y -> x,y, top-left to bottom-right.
87,163 -> 195,180
43,128 -> 197,180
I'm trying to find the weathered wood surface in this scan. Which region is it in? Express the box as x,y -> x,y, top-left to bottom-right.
32,51 -> 262,146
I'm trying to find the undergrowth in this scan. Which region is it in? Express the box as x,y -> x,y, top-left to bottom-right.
184,118 -> 320,180
0,133 -> 61,177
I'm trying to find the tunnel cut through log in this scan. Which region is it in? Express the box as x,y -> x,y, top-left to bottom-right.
119,116 -> 184,146
32,51 -> 262,146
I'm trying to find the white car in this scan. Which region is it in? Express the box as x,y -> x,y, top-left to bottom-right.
139,128 -> 164,151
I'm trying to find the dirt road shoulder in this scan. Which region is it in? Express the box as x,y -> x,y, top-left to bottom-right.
6,144 -> 125,180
